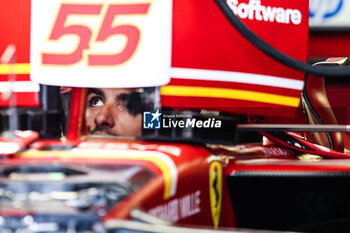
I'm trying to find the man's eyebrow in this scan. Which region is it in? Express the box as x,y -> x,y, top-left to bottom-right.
116,89 -> 136,100
87,88 -> 104,98
116,91 -> 140,103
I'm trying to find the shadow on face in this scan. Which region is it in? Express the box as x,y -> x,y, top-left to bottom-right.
84,88 -> 142,137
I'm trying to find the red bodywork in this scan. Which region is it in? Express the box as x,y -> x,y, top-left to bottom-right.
2,0 -> 350,232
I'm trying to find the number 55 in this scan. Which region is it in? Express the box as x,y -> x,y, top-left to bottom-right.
42,3 -> 150,66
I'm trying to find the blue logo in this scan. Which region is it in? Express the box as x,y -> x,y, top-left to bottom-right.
309,0 -> 343,20
143,110 -> 162,129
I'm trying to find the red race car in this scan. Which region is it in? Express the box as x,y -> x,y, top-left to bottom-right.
1,0 -> 350,232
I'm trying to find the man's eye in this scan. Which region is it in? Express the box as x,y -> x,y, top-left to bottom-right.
89,97 -> 104,107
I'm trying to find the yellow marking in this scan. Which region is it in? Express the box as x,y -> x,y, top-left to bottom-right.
209,161 -> 222,228
160,85 -> 300,107
21,150 -> 173,199
0,63 -> 30,75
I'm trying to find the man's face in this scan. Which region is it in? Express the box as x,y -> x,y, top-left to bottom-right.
85,88 -> 142,137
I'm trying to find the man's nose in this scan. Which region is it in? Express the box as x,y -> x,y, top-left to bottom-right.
94,104 -> 116,128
